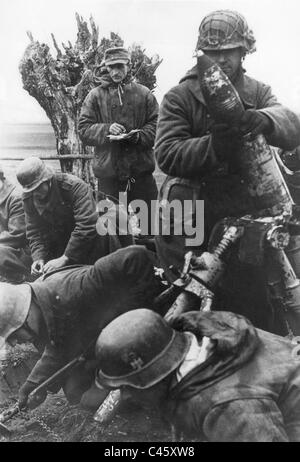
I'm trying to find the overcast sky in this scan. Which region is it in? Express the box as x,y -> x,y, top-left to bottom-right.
1,0 -> 300,124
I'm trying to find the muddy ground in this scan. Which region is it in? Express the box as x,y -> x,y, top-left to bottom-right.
0,394 -> 173,443
0,345 -> 175,443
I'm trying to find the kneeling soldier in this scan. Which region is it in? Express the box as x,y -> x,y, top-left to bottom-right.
0,246 -> 159,410
16,157 -> 133,277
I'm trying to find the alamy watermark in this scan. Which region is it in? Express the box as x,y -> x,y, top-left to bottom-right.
96,192 -> 204,247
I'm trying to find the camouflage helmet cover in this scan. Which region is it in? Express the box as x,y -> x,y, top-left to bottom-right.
196,10 -> 256,54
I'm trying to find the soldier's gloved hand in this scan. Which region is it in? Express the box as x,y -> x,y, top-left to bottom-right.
240,109 -> 273,140
109,123 -> 126,136
31,259 -> 45,276
19,381 -> 48,410
27,390 -> 48,410
18,381 -> 35,408
211,123 -> 241,160
43,255 -> 69,274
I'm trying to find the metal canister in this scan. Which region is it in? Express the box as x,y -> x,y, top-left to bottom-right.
93,388 -> 122,424
197,53 -> 293,217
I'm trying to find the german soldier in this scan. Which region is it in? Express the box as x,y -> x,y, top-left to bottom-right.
95,308 -> 300,442
0,246 -> 159,410
154,10 -> 300,330
16,157 -> 132,276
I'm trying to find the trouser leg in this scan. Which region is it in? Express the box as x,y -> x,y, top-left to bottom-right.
127,174 -> 158,236
97,178 -> 120,202
98,175 -> 158,236
63,364 -> 94,404
96,178 -> 135,251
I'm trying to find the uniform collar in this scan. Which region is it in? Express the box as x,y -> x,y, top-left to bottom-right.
0,182 -> 15,205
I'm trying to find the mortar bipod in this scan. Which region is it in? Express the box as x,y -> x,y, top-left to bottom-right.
164,226 -> 244,323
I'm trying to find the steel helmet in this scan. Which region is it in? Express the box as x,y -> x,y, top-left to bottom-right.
16,157 -> 53,193
95,308 -> 192,389
0,282 -> 32,349
196,10 -> 256,54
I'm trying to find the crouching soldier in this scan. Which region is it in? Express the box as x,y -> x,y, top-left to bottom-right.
16,157 -> 133,277
0,164 -> 32,283
0,246 -> 159,410
95,309 -> 300,442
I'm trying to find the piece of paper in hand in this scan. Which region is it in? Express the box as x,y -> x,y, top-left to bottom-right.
107,129 -> 140,141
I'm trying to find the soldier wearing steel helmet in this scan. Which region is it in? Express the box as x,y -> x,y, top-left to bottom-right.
95,308 -> 300,442
16,157 -> 132,276
0,164 -> 32,283
0,245 -> 159,411
154,10 -> 300,331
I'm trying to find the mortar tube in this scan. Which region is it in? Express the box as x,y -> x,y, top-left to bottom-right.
197,54 -> 293,217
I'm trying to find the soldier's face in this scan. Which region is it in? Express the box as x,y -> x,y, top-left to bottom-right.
204,47 -> 244,81
106,63 -> 129,83
32,181 -> 51,203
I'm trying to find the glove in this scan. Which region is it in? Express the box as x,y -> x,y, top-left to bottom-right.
239,109 -> 273,140
18,381 -> 36,409
211,123 -> 242,160
18,381 -> 47,410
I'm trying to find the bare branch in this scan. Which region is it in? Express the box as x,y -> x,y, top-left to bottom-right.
90,15 -> 99,50
75,12 -> 81,29
51,33 -> 62,58
75,12 -> 91,52
26,31 -> 34,42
